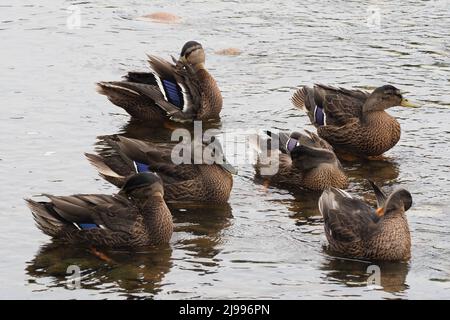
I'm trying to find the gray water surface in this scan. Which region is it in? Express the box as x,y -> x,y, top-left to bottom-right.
1,0 -> 450,299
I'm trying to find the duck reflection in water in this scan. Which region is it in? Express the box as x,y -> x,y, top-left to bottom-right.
320,256 -> 410,294
25,197 -> 232,296
26,242 -> 173,299
342,156 -> 400,186
171,203 -> 233,266
116,118 -> 223,142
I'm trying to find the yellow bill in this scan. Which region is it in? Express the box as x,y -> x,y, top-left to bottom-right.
400,98 -> 419,108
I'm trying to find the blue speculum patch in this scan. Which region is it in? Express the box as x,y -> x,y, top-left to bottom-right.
78,223 -> 98,230
286,138 -> 298,152
134,161 -> 150,173
314,106 -> 325,126
162,79 -> 183,109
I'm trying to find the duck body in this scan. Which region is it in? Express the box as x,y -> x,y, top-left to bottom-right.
97,41 -> 222,123
319,184 -> 412,261
86,136 -> 234,203
292,84 -> 415,157
26,173 -> 173,248
255,130 -> 348,191
318,111 -> 401,157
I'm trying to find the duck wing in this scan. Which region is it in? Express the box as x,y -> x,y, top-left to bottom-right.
123,71 -> 158,85
97,54 -> 203,122
319,188 -> 380,242
314,84 -> 369,125
265,130 -> 334,154
368,180 -> 387,208
292,84 -> 370,127
116,136 -> 200,181
26,194 -> 138,235
148,55 -> 202,121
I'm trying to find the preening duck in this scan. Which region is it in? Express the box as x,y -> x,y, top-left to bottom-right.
255,130 -> 348,191
85,136 -> 235,203
319,182 -> 412,261
97,41 -> 223,123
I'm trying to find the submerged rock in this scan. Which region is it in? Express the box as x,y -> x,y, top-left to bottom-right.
214,48 -> 242,56
139,12 -> 181,23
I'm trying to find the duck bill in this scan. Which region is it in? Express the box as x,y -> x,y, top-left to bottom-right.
220,162 -> 238,175
400,98 -> 418,108
178,56 -> 188,64
376,207 -> 384,217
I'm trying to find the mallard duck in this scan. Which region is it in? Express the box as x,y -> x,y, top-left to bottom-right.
255,130 -> 348,191
97,41 -> 222,123
319,182 -> 412,261
291,84 -> 418,157
85,136 -> 235,203
25,172 -> 173,247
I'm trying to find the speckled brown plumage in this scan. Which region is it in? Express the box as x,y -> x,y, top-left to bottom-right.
86,136 -> 233,203
255,130 -> 348,191
319,184 -> 412,261
196,69 -> 222,120
292,84 -> 415,157
96,41 -> 222,123
25,173 -> 173,248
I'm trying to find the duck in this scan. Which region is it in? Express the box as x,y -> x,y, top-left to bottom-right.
318,181 -> 412,261
97,41 -> 222,123
291,84 -> 418,157
25,172 -> 173,248
85,135 -> 235,203
254,130 -> 348,191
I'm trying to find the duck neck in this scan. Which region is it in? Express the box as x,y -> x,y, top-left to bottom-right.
137,195 -> 173,244
139,195 -> 167,214
361,109 -> 394,125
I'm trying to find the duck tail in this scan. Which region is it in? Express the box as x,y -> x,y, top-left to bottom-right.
292,86 -> 324,127
123,71 -> 157,85
85,153 -> 126,187
291,86 -> 309,110
96,81 -> 141,100
25,199 -> 65,237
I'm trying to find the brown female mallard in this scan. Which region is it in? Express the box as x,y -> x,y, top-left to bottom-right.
97,41 -> 222,123
255,130 -> 348,191
85,136 -> 235,203
319,182 -> 412,261
291,84 -> 417,157
25,172 -> 173,247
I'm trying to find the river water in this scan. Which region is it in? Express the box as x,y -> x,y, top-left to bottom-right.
1,0 -> 449,299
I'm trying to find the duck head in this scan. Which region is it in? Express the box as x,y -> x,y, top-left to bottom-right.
290,144 -> 339,171
179,41 -> 205,67
121,172 -> 164,200
363,85 -> 418,112
376,188 -> 412,217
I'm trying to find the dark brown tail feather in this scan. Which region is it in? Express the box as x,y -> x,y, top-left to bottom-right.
84,153 -> 127,188
25,199 -> 65,237
292,86 -> 318,126
124,72 -> 157,85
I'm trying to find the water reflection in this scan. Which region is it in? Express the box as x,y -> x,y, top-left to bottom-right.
278,157 -> 401,220
26,242 -> 173,299
118,119 -> 223,141
321,256 -> 410,294
119,119 -> 175,141
343,157 -> 400,185
172,203 -> 232,265
286,191 -> 322,218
